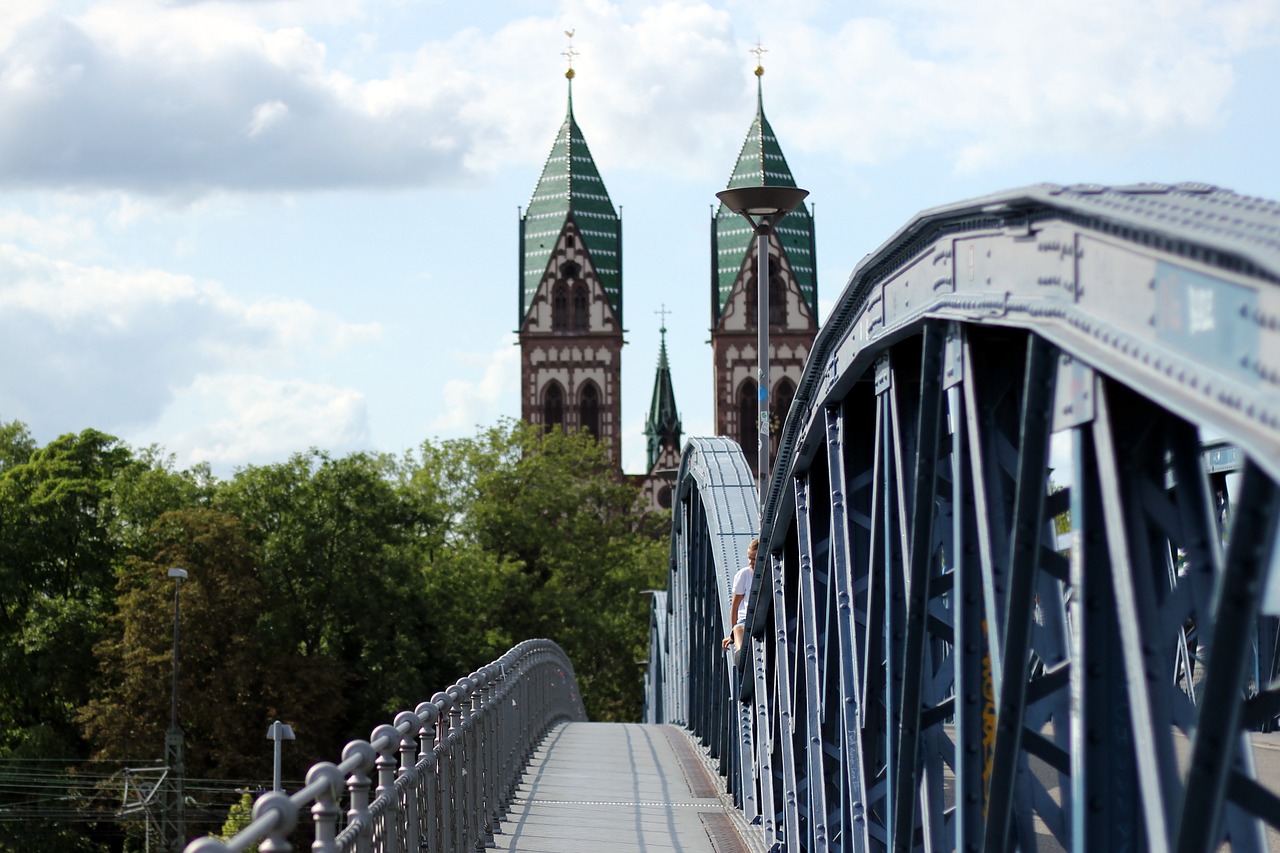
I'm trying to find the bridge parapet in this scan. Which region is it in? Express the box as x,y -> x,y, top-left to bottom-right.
185,639 -> 584,853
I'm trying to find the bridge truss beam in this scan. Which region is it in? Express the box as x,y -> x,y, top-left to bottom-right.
652,184 -> 1280,852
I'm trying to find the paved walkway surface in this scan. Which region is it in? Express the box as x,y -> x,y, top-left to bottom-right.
493,722 -> 754,853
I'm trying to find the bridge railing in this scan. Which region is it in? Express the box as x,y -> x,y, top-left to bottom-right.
643,437 -> 761,818
186,639 -> 585,853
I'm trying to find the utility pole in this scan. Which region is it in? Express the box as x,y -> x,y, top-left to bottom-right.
161,568 -> 187,852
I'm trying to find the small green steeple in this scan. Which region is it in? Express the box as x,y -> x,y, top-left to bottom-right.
712,64 -> 816,324
644,318 -> 682,471
520,69 -> 622,325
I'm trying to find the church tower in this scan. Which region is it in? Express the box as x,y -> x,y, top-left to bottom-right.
710,64 -> 817,471
519,63 -> 624,465
641,317 -> 682,510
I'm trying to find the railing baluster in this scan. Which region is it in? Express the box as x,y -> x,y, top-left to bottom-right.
343,741 -> 376,853
393,711 -> 421,853
308,763 -> 343,853
414,702 -> 439,853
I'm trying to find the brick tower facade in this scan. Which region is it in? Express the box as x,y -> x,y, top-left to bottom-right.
518,71 -> 624,466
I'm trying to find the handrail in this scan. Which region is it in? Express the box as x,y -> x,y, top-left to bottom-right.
185,639 -> 585,853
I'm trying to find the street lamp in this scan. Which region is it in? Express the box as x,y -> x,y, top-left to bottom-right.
715,185 -> 810,504
164,567 -> 188,853
266,721 -> 296,791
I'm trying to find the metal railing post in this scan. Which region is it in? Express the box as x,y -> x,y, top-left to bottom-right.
430,691 -> 453,853
342,741 -> 376,853
370,724 -> 401,853
307,763 -> 343,853
393,711 -> 421,853
414,702 -> 439,853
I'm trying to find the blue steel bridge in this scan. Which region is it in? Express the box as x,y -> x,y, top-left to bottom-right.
194,183 -> 1280,853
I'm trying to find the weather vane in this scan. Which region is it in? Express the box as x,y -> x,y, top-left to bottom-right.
751,40 -> 767,76
563,29 -> 578,79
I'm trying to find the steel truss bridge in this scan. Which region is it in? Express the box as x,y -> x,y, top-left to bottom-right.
648,183 -> 1280,852
195,183 -> 1280,853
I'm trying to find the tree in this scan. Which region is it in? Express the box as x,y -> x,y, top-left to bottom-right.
82,509 -> 347,784
0,420 -> 35,473
107,445 -> 216,556
214,451 -> 439,741
408,421 -> 668,720
0,429 -> 135,754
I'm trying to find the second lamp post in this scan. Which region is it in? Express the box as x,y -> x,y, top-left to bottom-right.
715,184 -> 809,505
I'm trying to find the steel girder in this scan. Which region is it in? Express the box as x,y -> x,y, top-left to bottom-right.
650,185 -> 1280,852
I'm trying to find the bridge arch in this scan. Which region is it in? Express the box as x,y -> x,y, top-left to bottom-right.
653,184 -> 1280,852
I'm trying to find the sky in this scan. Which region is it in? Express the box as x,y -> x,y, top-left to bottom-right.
2,0 -> 1279,477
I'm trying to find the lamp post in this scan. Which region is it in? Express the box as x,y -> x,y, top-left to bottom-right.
266,721 -> 295,791
715,185 -> 809,505
163,567 -> 188,853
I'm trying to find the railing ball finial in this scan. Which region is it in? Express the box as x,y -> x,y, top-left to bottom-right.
341,739 -> 377,774
252,790 -> 299,850
415,701 -> 440,725
394,709 -> 423,736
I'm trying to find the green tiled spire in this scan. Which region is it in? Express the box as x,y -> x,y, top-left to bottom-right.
712,71 -> 816,323
521,76 -> 622,324
644,322 -> 681,471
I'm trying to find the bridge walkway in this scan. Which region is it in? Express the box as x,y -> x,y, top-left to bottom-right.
494,722 -> 755,853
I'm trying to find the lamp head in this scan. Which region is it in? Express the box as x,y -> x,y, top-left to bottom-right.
716,185 -> 809,221
266,720 -> 296,741
167,567 -> 188,580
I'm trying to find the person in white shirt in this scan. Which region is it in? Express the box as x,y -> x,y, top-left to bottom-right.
722,538 -> 759,652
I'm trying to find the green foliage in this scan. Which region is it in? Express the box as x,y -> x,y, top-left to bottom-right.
219,791 -> 256,842
213,449 -> 438,734
82,509 -> 347,780
0,417 -> 669,850
0,420 -> 35,473
409,420 -> 667,720
0,429 -> 136,752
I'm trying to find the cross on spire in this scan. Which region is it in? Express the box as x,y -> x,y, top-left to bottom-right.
655,304 -> 672,335
751,40 -> 767,76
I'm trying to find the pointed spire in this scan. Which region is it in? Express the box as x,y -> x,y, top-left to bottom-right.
712,49 -> 817,324
645,307 -> 682,471
520,41 -> 622,324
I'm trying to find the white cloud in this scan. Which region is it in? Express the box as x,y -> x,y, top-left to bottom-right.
0,208 -> 97,255
769,0 -> 1279,171
0,240 -> 378,440
0,1 -> 1273,195
429,335 -> 519,432
141,373 -> 370,469
248,99 -> 290,137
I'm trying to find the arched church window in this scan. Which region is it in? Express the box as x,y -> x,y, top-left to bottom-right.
573,283 -> 590,330
737,379 -> 757,461
560,260 -> 581,279
769,263 -> 787,328
543,382 -> 565,431
579,382 -> 601,439
745,257 -> 786,328
552,283 -> 568,331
